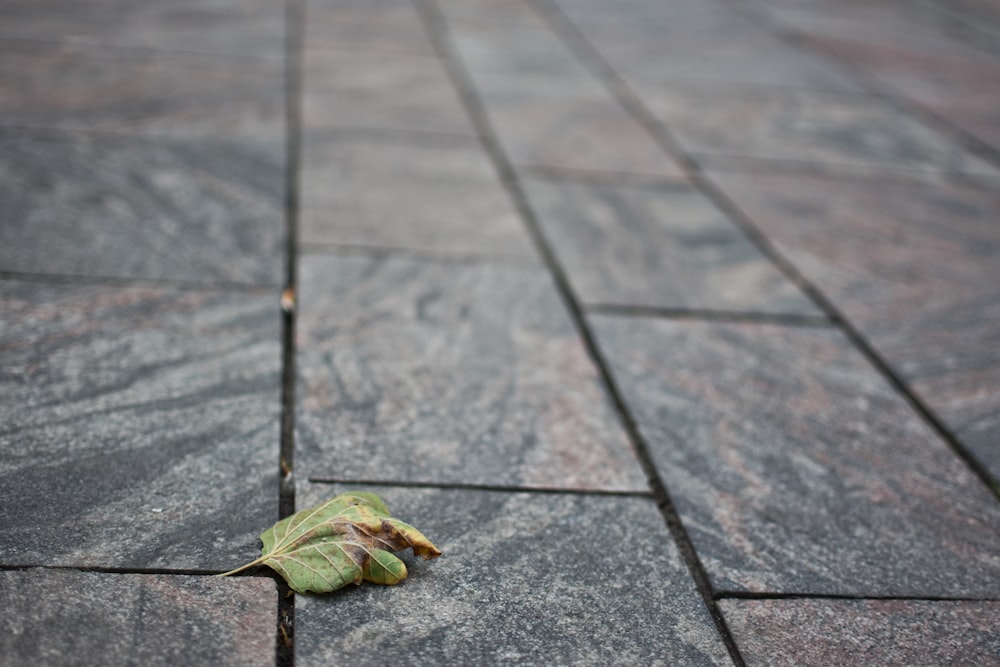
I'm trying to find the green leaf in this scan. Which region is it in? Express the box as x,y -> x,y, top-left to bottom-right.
220,491 -> 441,595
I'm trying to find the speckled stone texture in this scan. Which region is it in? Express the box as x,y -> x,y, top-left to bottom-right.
721,598 -> 1000,667
468,72 -> 686,178
710,171 -> 1000,483
294,484 -> 730,667
0,281 -> 280,569
591,316 -> 1000,596
0,0 -> 285,58
521,178 -> 817,314
635,84 -> 999,181
0,570 -> 276,667
0,130 -> 284,285
302,49 -> 475,136
304,0 -> 437,58
0,40 -> 284,139
296,254 -> 646,491
299,136 -> 535,258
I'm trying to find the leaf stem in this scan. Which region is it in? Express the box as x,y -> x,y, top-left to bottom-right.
218,557 -> 266,577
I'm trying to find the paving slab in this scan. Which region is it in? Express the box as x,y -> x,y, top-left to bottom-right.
711,171 -> 1000,483
0,570 -> 276,667
0,129 -> 284,285
295,483 -> 730,666
470,73 -> 685,178
721,598 -> 1000,667
0,281 -> 280,569
296,254 -> 646,491
302,49 -> 474,136
521,178 -> 818,314
0,0 -> 285,58
435,0 -> 540,25
0,40 -> 283,139
591,316 -> 1000,596
300,136 -> 535,258
304,0 -> 436,58
635,83 -> 1000,181
448,21 -> 592,77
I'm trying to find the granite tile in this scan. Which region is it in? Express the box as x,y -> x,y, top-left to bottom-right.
0,129 -> 284,285
295,483 -> 730,666
637,84 -> 1000,180
302,49 -> 474,135
448,21 -> 592,77
299,137 -> 535,258
709,171 -> 1000,482
0,571 -> 276,667
522,178 -> 817,314
0,0 -> 285,58
436,0 -> 541,25
296,255 -> 646,491
471,73 -> 685,178
304,0 -> 436,57
0,41 -> 283,139
0,281 -> 281,569
721,598 -> 1000,667
591,316 -> 1000,595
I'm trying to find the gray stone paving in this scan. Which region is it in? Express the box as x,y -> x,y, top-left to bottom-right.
3,0 -> 1000,665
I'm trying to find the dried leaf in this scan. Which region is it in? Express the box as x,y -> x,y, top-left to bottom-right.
221,491 -> 441,594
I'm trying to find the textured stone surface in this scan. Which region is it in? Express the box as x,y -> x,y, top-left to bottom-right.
591,316 -> 1000,596
711,171 -> 1000,482
296,254 -> 646,491
449,20 -> 592,77
0,281 -> 280,569
0,40 -> 283,139
304,0 -> 436,57
0,129 -> 284,285
0,0 -> 285,57
469,73 -> 686,178
722,598 -> 1000,667
637,84 -> 1000,180
0,571 -> 276,667
295,484 -> 730,666
302,49 -> 474,135
436,0 -> 540,25
300,136 -> 534,258
521,178 -> 817,314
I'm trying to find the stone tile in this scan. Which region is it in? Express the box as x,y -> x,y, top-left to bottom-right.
0,0 -> 284,58
436,0 -> 540,24
709,171 -> 1000,482
637,84 -> 1000,180
0,41 -> 283,139
721,598 -> 1000,667
471,73 -> 685,178
302,49 -> 474,135
295,483 -> 731,666
521,178 -> 817,314
296,255 -> 646,491
449,21 -> 592,77
591,316 -> 1000,595
304,0 -> 436,57
299,137 -> 535,258
0,281 -> 280,569
0,129 -> 284,285
0,570 -> 276,667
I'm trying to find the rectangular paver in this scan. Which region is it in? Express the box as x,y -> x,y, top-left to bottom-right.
304,0 -> 436,58
0,129 -> 284,285
0,281 -> 280,569
296,254 -> 646,491
0,571 -> 276,667
295,483 -> 731,666
521,177 -> 818,314
635,84 -> 999,181
299,136 -> 535,258
0,40 -> 283,140
591,316 -> 1000,596
302,49 -> 474,136
711,171 -> 1000,483
721,598 -> 1000,667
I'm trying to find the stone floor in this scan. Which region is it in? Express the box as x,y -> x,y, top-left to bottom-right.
1,0 -> 999,665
